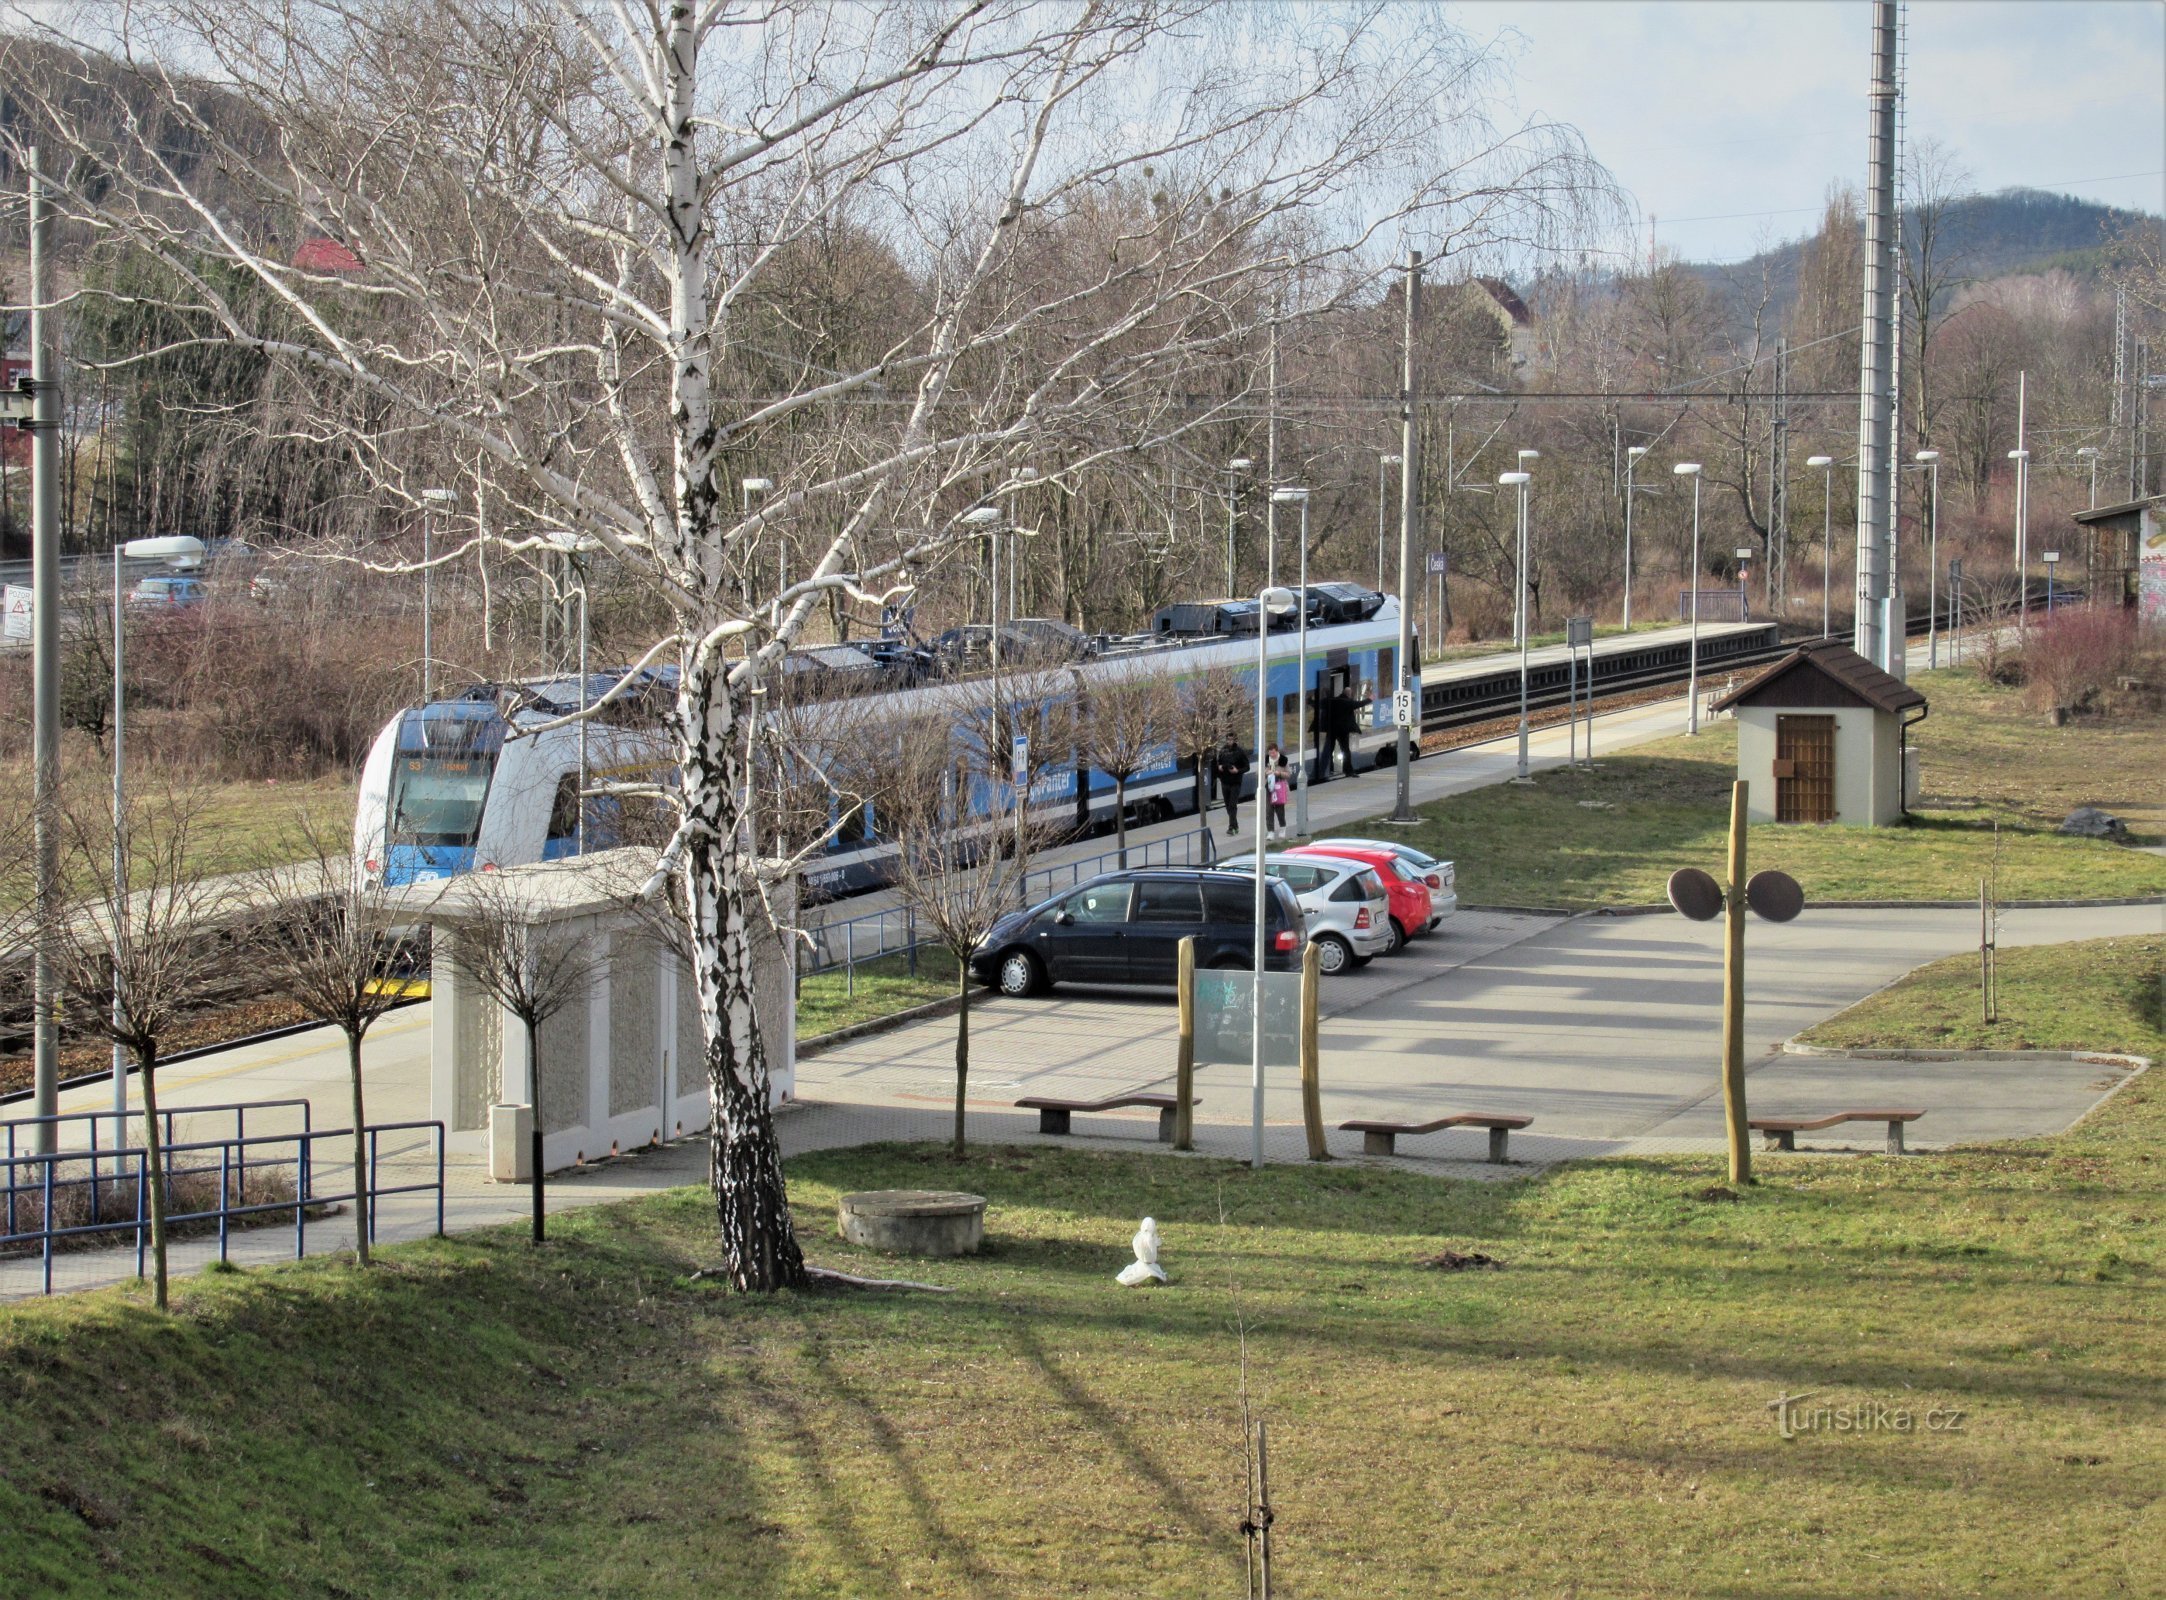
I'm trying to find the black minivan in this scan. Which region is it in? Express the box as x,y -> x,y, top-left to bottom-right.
968,869 -> 1307,997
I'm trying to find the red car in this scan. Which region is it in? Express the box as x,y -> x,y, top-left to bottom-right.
1285,844 -> 1436,953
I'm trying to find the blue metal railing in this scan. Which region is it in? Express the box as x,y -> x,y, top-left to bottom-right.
1,1117 -> 446,1295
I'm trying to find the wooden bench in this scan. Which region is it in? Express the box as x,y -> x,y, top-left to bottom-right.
1338,1113 -> 1533,1164
1015,1093 -> 1196,1144
1750,1109 -> 1925,1155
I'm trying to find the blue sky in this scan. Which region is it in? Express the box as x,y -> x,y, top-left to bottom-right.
1447,0 -> 2166,264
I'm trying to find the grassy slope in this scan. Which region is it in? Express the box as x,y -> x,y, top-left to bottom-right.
3,1081 -> 2162,1597
1374,669 -> 2166,908
1800,934 -> 2164,1058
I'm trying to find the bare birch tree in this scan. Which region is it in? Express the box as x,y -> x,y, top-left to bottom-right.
9,1 -> 1616,1288
260,823 -> 423,1266
46,787 -> 245,1311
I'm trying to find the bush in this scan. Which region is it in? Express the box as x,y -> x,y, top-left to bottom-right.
2020,607 -> 2139,718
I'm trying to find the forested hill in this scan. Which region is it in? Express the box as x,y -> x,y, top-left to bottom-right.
1686,187 -> 2158,304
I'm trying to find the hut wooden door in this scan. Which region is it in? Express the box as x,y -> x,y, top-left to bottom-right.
1774,715 -> 1836,823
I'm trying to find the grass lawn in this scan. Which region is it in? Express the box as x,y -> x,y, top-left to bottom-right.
1799,934 -> 2164,1058
796,947 -> 961,1040
187,775 -> 359,880
1373,668 -> 2166,908
4,1075 -> 2162,1595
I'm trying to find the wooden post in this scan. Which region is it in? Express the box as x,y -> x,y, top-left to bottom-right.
1720,780 -> 1753,1185
1174,936 -> 1196,1150
1298,941 -> 1328,1160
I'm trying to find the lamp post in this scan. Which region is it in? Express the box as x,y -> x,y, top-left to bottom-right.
1676,463 -> 1705,733
1914,451 -> 1941,666
962,505 -> 1006,667
2077,445 -> 2100,510
1806,455 -> 1834,638
740,476 -> 774,614
1252,583 -> 1297,1170
2043,550 -> 2060,614
420,488 -> 455,703
1623,445 -> 1649,629
1223,457 -> 1252,593
1499,470 -> 1533,777
1513,449 -> 1540,646
1271,487 -> 1312,832
109,535 -> 205,1144
2006,448 -> 2030,626
1375,452 -> 1401,590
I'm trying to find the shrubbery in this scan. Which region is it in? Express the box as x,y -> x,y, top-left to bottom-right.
2018,607 -> 2149,719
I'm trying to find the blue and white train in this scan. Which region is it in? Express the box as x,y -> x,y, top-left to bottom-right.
354,586 -> 1417,895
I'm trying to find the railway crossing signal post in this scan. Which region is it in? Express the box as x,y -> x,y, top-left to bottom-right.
1667,782 -> 1805,1186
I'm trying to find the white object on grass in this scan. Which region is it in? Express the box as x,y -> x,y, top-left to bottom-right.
1117,1216 -> 1168,1287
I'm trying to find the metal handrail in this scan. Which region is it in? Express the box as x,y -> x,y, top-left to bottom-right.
2,1119 -> 446,1295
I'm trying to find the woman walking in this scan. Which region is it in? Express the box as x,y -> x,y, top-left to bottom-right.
1263,744 -> 1291,840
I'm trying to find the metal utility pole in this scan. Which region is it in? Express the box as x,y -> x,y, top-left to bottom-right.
1854,2 -> 1901,676
1391,250 -> 1422,823
29,149 -> 63,1150
1770,339 -> 1789,611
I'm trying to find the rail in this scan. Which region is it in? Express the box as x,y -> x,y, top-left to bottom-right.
1,1116 -> 447,1295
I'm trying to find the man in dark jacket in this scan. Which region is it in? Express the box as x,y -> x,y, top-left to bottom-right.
1312,683 -> 1362,782
1212,739 -> 1251,834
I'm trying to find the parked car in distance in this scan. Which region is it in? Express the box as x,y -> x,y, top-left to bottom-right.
1311,837 -> 1458,921
1217,853 -> 1393,974
968,869 -> 1305,996
126,575 -> 207,611
1286,843 -> 1438,946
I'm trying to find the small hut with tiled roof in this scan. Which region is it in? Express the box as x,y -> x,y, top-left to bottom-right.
1710,639 -> 1927,827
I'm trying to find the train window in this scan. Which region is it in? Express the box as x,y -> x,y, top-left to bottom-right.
546,774 -> 581,843
835,800 -> 871,847
1376,648 -> 1395,695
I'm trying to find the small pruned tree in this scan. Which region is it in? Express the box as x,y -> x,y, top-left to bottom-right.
1171,662 -> 1254,857
884,683 -> 1057,1157
1074,672 -> 1177,867
261,821 -> 424,1266
47,787 -> 247,1311
444,868 -> 601,1244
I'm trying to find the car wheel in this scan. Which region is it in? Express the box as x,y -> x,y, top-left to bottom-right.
1384,917 -> 1408,955
996,950 -> 1045,997
1313,934 -> 1354,975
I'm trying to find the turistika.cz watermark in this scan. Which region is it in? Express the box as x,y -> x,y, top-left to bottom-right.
1767,1391 -> 1966,1440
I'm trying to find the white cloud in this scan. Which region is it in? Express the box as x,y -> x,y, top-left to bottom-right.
1447,0 -> 2166,264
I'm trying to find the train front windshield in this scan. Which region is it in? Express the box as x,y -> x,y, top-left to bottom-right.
388,756 -> 497,845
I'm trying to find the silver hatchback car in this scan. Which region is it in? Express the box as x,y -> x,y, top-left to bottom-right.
1216,854 -> 1395,974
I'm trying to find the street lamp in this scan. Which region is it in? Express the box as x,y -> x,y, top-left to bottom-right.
420,488 -> 456,703
1376,452 -> 1402,590
1914,450 -> 1941,666
540,532 -> 600,852
1499,470 -> 1533,777
1224,457 -> 1252,593
2077,445 -> 2101,510
962,505 -> 1006,667
740,476 -> 774,613
1251,583 -> 1297,1170
1624,445 -> 1650,629
1806,455 -> 1834,638
110,534 -> 206,1143
2007,448 -> 2031,625
1675,463 -> 1704,733
1271,486 -> 1313,832
1514,449 -> 1540,647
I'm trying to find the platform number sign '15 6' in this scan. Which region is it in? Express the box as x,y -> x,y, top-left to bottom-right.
1392,689 -> 1416,729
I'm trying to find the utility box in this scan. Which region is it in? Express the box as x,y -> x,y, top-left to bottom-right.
1712,639 -> 1928,827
